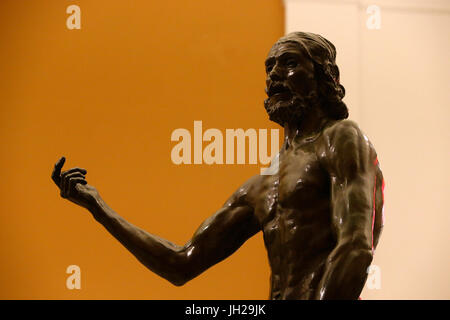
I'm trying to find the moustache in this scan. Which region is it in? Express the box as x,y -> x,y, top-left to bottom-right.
263,91 -> 319,126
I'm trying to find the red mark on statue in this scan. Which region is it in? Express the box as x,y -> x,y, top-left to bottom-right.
381,177 -> 385,225
372,174 -> 377,254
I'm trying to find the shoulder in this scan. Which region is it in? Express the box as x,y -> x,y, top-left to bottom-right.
319,120 -> 376,178
223,174 -> 263,209
323,119 -> 363,144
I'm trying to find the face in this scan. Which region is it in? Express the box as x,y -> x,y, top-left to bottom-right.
264,41 -> 319,126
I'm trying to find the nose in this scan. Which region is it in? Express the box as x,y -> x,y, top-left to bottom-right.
268,63 -> 284,81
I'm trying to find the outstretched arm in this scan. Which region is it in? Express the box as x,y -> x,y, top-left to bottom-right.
316,121 -> 381,299
51,157 -> 260,286
89,189 -> 260,286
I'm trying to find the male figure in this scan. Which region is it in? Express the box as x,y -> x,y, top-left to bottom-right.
52,32 -> 384,300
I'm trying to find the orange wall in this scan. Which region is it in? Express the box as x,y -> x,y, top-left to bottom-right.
0,0 -> 284,299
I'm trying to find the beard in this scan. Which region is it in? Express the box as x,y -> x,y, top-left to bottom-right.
264,90 -> 320,126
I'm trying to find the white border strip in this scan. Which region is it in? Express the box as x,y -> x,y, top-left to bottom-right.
283,0 -> 450,14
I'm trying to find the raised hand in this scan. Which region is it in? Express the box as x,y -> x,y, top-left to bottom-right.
51,156 -> 99,210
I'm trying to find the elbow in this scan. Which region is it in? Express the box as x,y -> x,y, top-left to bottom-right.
165,250 -> 196,287
167,268 -> 196,287
169,277 -> 188,287
334,237 -> 374,266
350,247 -> 373,268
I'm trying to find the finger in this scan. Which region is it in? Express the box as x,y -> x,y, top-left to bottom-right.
61,169 -> 86,192
61,171 -> 68,198
64,172 -> 86,179
63,172 -> 86,196
68,177 -> 88,196
61,167 -> 87,179
51,156 -> 66,187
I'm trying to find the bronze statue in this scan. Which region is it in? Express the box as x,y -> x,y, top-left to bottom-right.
51,32 -> 384,300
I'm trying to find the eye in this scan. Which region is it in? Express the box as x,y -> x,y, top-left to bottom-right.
265,64 -> 274,73
286,59 -> 297,68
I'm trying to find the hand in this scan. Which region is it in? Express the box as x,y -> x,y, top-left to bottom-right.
51,156 -> 99,210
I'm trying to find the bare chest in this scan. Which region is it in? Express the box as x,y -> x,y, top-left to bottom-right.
253,147 -> 330,225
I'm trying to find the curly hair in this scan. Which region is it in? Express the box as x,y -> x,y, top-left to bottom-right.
275,32 -> 349,120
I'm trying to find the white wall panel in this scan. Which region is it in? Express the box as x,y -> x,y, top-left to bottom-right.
284,0 -> 450,299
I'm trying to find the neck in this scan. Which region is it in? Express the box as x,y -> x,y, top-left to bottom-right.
283,109 -> 330,149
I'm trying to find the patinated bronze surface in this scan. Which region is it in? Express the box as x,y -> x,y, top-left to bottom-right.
51,32 -> 384,300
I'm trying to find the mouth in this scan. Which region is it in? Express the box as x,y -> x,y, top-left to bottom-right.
266,83 -> 291,98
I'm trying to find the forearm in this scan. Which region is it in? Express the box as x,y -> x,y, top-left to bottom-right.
316,243 -> 373,300
87,195 -> 189,286
321,179 -> 374,299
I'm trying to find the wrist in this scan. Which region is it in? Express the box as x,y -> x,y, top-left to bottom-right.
87,194 -> 106,220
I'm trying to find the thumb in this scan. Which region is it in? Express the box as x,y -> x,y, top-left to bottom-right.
75,183 -> 85,192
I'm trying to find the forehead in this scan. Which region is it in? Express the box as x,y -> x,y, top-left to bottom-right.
266,41 -> 309,60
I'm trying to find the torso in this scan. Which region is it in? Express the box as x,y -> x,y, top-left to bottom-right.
248,125 -> 337,299
239,119 -> 384,300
